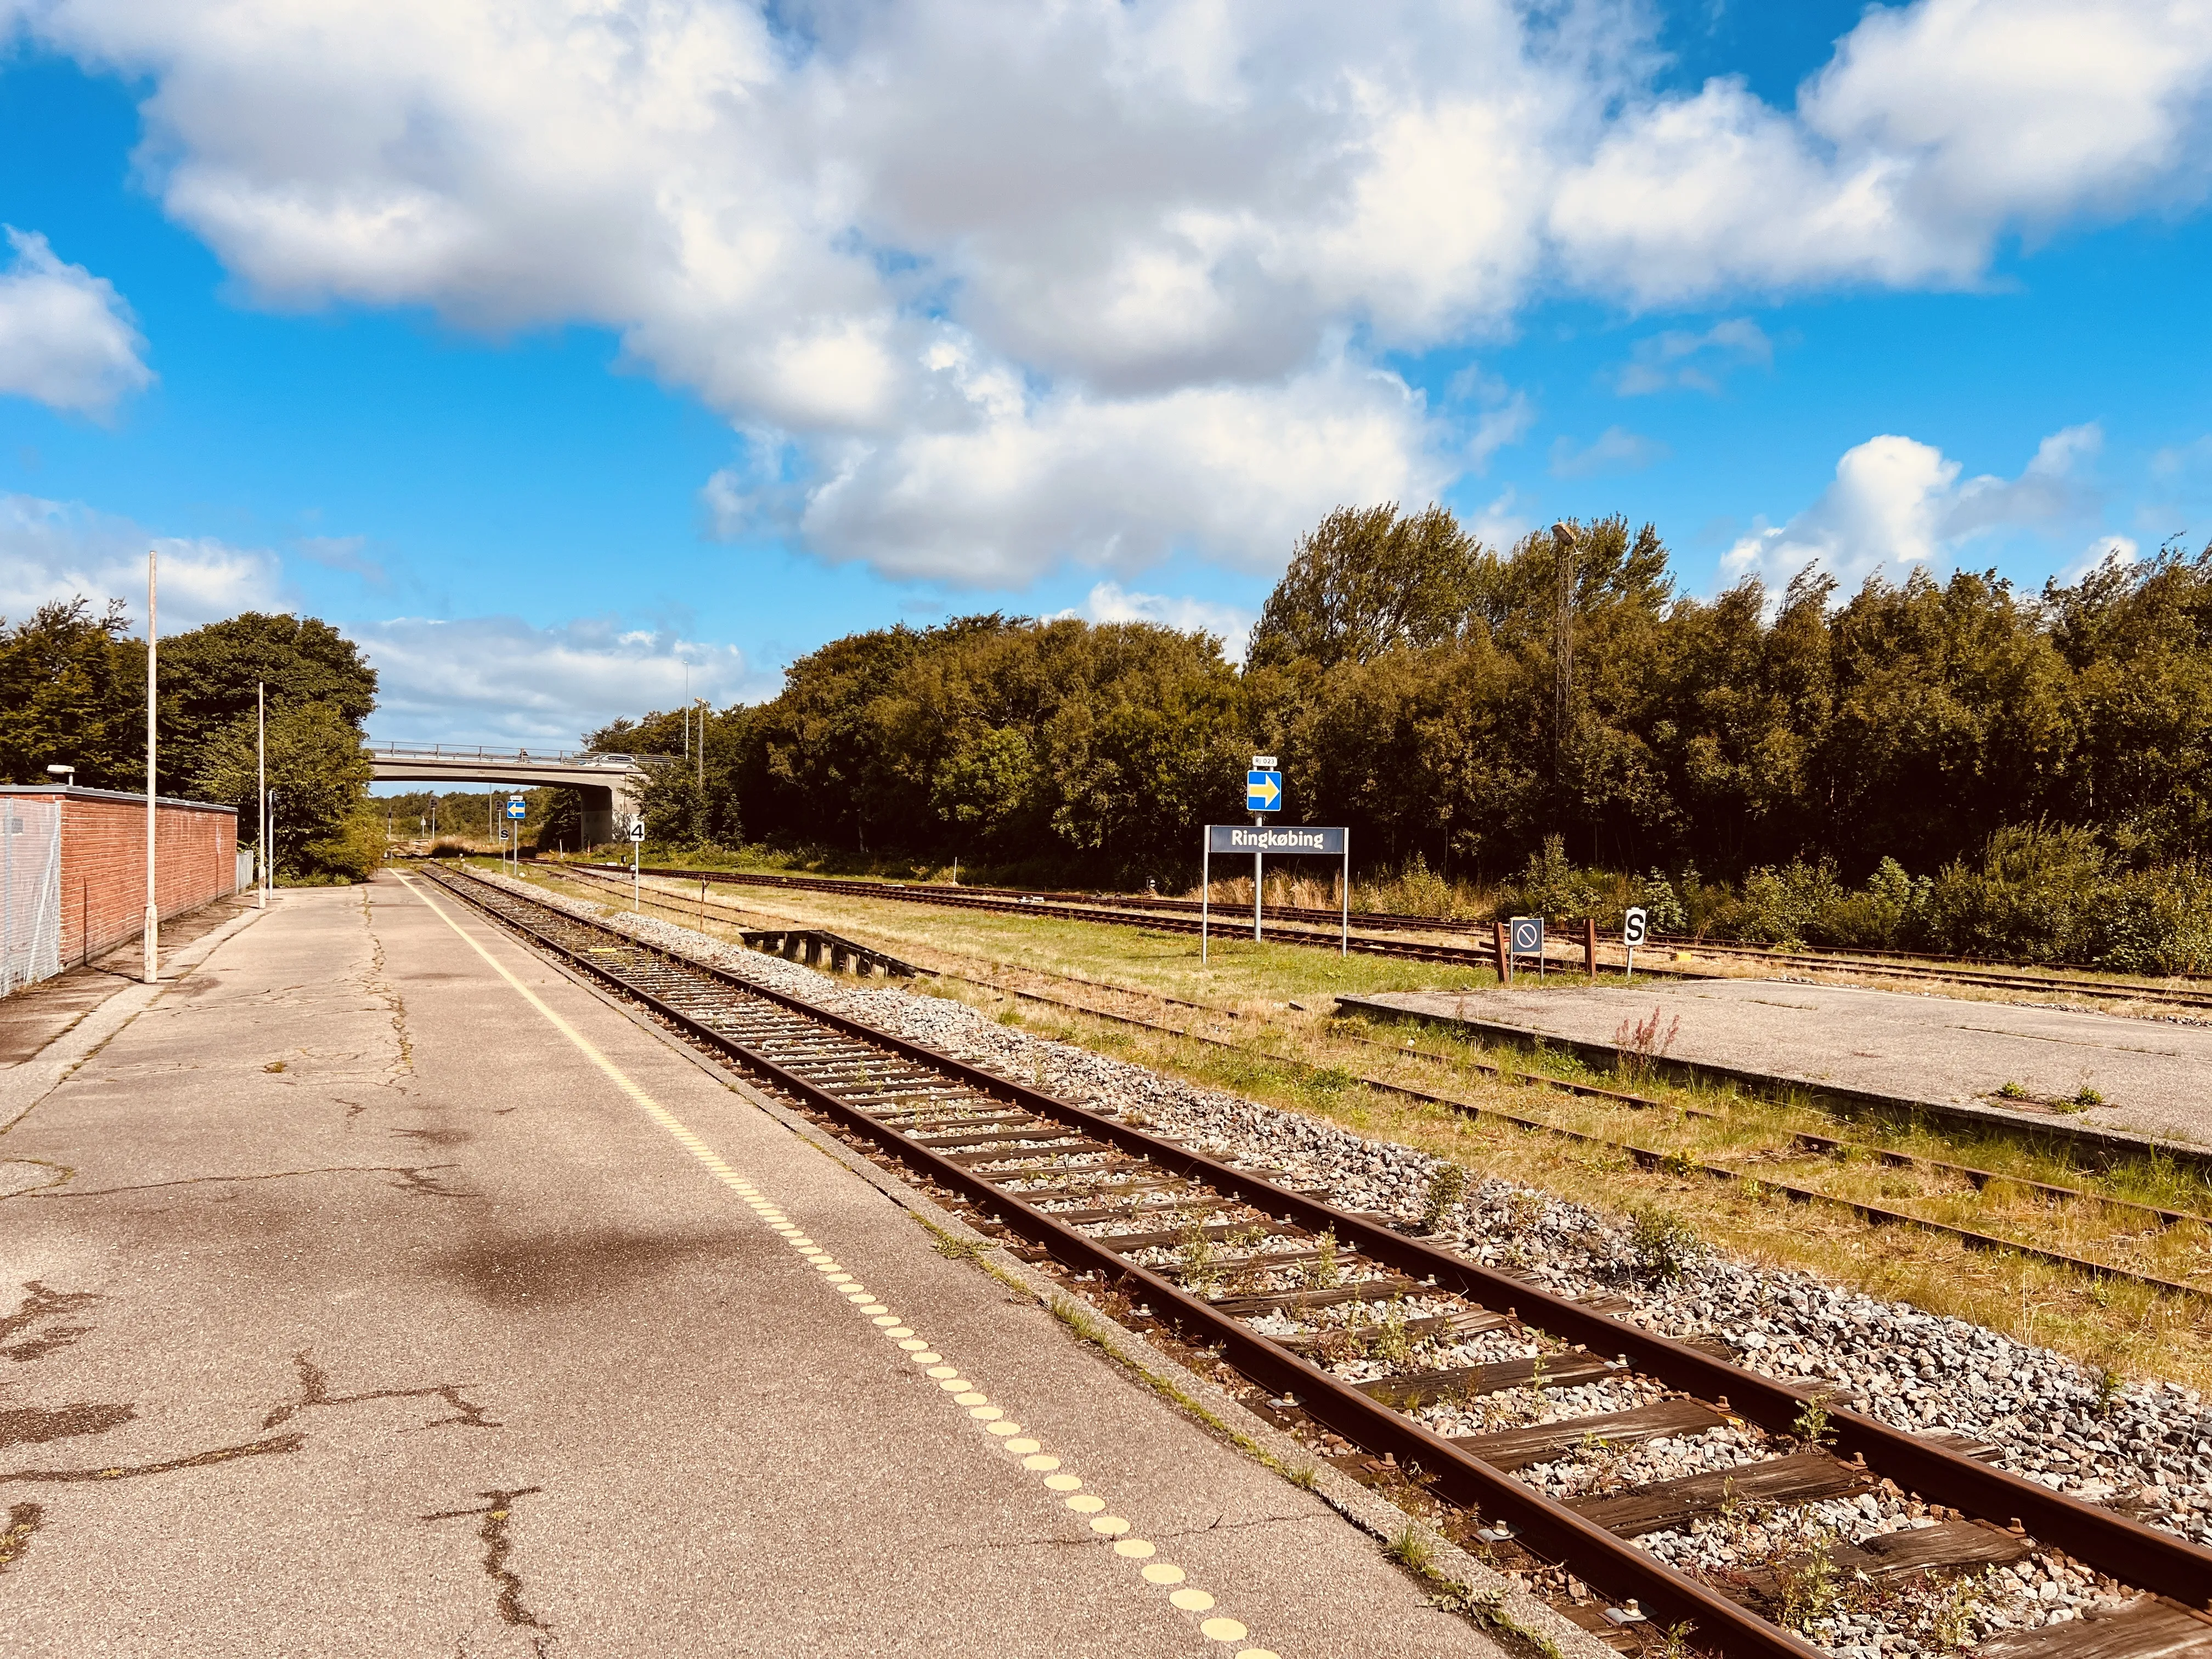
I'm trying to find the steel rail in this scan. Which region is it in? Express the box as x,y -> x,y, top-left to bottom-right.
422,864 -> 1818,1657
537,857 -> 2212,1236
426,862 -> 2212,1633
932,970 -> 2212,1301
561,857 -> 2212,1008
560,859 -> 1686,978
527,859 -> 2212,1301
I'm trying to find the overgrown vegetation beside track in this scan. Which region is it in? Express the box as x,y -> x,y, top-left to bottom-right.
504,857 -> 2212,1393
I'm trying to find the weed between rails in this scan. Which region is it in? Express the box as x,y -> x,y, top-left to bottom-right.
512,860 -> 2212,1390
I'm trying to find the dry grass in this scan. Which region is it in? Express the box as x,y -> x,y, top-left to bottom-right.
507,857 -> 2212,1390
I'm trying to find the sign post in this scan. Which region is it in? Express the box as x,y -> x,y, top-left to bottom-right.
1623,905 -> 1648,981
628,814 -> 645,910
1245,754 -> 1279,941
1201,824 -> 1347,961
1508,915 -> 1545,980
506,795 -> 526,873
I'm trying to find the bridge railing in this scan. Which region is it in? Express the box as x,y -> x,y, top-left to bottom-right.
366,742 -> 672,770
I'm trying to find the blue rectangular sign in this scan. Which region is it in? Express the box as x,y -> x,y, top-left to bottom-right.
1208,824 -> 1344,855
506,800 -> 527,819
1244,769 -> 1282,812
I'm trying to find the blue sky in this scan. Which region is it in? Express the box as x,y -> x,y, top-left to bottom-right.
4,0 -> 2210,749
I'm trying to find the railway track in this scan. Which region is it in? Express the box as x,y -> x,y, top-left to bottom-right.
425,861 -> 2212,1659
528,859 -> 2212,1305
560,859 -> 1693,979
558,860 -> 2212,1011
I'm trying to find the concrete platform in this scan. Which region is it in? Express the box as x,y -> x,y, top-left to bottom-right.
0,872 -> 1515,1657
1351,980 -> 2212,1150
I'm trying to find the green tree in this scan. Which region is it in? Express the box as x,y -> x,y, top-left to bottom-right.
158,612 -> 378,794
0,598 -> 143,787
1246,503 -> 1486,670
191,702 -> 374,881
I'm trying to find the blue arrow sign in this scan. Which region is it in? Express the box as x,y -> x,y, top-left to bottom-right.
1245,770 -> 1282,812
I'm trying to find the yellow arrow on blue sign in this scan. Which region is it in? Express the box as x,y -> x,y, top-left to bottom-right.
1245,770 -> 1282,811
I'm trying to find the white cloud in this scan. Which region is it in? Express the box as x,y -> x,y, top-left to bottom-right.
706,352 -> 1445,585
2058,533 -> 2139,584
2151,434 -> 2212,480
0,492 -> 280,628
1057,580 -> 1256,661
1614,318 -> 1773,394
1550,425 -> 1669,479
294,533 -> 385,585
1721,424 -> 2103,591
18,0 -> 2212,582
349,614 -> 766,747
0,228 -> 153,415
0,488 -> 765,747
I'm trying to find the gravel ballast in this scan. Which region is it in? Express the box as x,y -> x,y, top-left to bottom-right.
480,871 -> 2212,1650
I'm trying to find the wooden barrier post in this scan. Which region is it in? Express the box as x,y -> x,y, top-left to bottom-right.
1494,919 -> 1511,985
1584,917 -> 1597,979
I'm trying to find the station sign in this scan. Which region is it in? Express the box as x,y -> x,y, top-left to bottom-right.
1207,824 -> 1344,855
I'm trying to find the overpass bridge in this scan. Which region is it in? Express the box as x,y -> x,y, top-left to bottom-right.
368,743 -> 670,847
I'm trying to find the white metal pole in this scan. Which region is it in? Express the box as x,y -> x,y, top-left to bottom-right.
1341,830 -> 1350,957
143,548 -> 158,984
256,681 -> 267,907
1200,834 -> 1209,964
633,831 -> 640,911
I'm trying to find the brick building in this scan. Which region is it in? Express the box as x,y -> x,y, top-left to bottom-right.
0,787 -> 241,988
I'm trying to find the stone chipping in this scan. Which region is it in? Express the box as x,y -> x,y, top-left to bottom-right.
481,870 -> 2212,1651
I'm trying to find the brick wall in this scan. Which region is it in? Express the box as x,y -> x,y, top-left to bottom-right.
5,790 -> 240,967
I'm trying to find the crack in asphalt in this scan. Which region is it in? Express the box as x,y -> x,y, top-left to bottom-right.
262,1351 -> 501,1434
422,1486 -> 551,1650
0,1500 -> 40,1573
0,1403 -> 137,1451
361,887 -> 417,1083
16,1163 -> 478,1201
0,1432 -> 304,1485
0,1284 -> 97,1363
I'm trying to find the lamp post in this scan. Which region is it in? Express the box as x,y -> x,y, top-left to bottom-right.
256,681 -> 267,909
44,764 -> 74,787
143,548 -> 158,984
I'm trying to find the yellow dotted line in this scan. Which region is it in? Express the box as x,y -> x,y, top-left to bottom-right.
401,874 -> 1280,1656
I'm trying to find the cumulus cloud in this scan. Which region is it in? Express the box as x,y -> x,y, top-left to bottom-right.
1614,318 -> 1773,394
1721,424 -> 2104,592
706,352 -> 1445,584
0,228 -> 153,415
19,0 -> 2212,581
1550,426 -> 1669,479
1056,580 -> 1257,661
0,492 -> 280,627
349,614 -> 766,747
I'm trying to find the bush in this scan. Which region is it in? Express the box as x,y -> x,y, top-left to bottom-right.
1922,822 -> 2107,962
1493,834 -> 1606,923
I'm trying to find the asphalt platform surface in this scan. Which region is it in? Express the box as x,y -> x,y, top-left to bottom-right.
1362,979 -> 2212,1147
0,872 -> 1506,1658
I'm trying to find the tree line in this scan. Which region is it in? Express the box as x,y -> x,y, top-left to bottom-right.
603,505 -> 2212,966
0,600 -> 380,880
